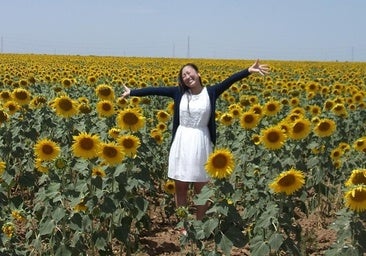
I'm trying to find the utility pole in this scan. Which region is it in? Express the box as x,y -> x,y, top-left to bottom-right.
187,36 -> 190,58
1,36 -> 3,53
172,42 -> 175,58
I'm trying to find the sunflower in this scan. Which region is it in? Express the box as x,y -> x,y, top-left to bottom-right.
0,90 -> 12,102
52,95 -> 79,118
219,112 -> 234,126
269,168 -> 305,195
249,104 -> 263,116
34,138 -> 61,161
95,84 -> 115,101
156,122 -> 168,132
96,100 -> 115,117
345,169 -> 366,187
288,118 -> 312,140
0,161 -> 6,176
205,148 -> 235,179
166,101 -> 175,114
72,132 -> 101,159
353,137 -> 366,152
251,134 -> 261,145
98,142 -> 125,166
108,127 -> 121,139
260,126 -> 287,150
263,99 -> 282,116
12,88 -> 31,106
116,97 -> 129,109
117,134 -> 141,157
330,148 -> 343,161
34,158 -> 49,174
61,78 -> 73,88
164,180 -> 176,194
116,108 -> 145,132
0,110 -> 9,124
344,186 -> 366,212
309,105 -> 322,116
92,166 -> 106,178
150,129 -> 164,144
74,202 -> 88,213
78,103 -> 92,114
240,111 -> 261,129
156,110 -> 171,123
332,103 -> 348,117
313,118 -> 336,137
30,96 -> 47,109
228,104 -> 242,119
3,101 -> 21,115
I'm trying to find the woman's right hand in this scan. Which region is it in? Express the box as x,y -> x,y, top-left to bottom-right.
120,84 -> 131,99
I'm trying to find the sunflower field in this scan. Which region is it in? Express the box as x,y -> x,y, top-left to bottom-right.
0,54 -> 365,255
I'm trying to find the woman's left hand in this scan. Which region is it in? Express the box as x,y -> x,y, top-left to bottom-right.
248,59 -> 270,75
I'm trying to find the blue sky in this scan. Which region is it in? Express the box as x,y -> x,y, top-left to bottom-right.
1,0 -> 365,61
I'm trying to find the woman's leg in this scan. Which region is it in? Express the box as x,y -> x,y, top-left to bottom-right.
194,182 -> 208,220
174,180 -> 189,207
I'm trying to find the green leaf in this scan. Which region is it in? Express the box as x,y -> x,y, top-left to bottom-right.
250,236 -> 270,256
268,232 -> 284,251
225,225 -> 247,248
39,220 -> 55,236
55,244 -> 72,256
101,197 -> 116,214
114,216 -> 132,243
193,185 -> 214,205
52,207 -> 66,223
217,233 -> 233,256
135,196 -> 148,220
202,218 -> 219,237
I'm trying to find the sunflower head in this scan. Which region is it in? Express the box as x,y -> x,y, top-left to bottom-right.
116,108 -> 145,132
164,180 -> 175,194
98,142 -> 125,166
205,148 -> 235,179
52,95 -> 79,118
72,132 -> 101,159
344,185 -> 366,213
269,168 -> 305,195
260,126 -> 287,150
240,111 -> 260,130
117,134 -> 141,157
345,169 -> 366,187
34,138 -> 61,161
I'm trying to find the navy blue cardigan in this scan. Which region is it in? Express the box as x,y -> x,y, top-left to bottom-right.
130,68 -> 251,145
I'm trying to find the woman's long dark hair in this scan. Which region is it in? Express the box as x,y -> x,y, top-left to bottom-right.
178,63 -> 203,93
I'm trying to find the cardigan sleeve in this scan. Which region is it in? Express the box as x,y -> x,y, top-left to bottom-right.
130,86 -> 178,98
214,68 -> 251,96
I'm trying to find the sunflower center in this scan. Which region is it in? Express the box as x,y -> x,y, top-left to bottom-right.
352,190 -> 366,202
80,138 -> 95,150
100,87 -> 112,96
103,146 -> 118,158
102,103 -> 112,111
293,122 -> 305,133
267,104 -> 276,112
352,174 -> 366,185
267,131 -> 280,143
212,154 -> 228,169
278,174 -> 295,187
42,144 -> 54,155
59,98 -> 73,111
123,113 -> 138,125
318,122 -> 330,131
122,139 -> 134,149
15,91 -> 28,100
244,115 -> 254,123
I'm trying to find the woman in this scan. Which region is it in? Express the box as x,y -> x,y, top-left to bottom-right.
120,59 -> 269,220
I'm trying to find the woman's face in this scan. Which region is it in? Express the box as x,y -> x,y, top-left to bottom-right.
181,66 -> 200,88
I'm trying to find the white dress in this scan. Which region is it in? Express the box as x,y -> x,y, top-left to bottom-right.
168,87 -> 212,182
